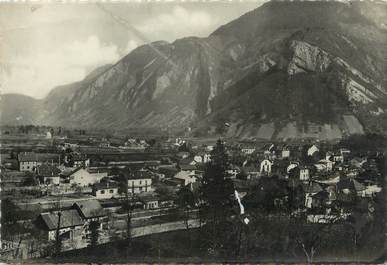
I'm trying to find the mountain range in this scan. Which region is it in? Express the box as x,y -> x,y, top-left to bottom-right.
2,1 -> 387,140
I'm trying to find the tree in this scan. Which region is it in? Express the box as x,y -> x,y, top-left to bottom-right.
177,186 -> 195,230
89,220 -> 100,248
199,139 -> 235,254
288,214 -> 339,264
23,172 -> 38,186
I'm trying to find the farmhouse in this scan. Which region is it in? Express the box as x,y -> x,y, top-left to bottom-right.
38,209 -> 84,242
92,182 -> 119,199
18,152 -> 60,172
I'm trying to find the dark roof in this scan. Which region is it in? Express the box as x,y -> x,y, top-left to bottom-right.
60,167 -> 83,177
138,194 -> 159,203
70,153 -> 88,161
180,157 -> 196,165
37,164 -> 61,177
73,200 -> 105,219
312,190 -> 329,200
242,166 -> 259,173
303,182 -> 323,193
126,169 -> 153,180
93,181 -> 119,190
40,209 -> 84,230
337,178 -> 366,192
18,152 -> 60,163
179,164 -> 197,171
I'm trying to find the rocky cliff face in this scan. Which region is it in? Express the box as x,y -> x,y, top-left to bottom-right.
2,1 -> 387,140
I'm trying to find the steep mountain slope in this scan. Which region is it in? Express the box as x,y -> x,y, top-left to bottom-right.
3,1 -> 387,140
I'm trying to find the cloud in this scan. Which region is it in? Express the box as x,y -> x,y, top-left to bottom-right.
1,36 -> 121,99
123,40 -> 139,54
137,6 -> 218,42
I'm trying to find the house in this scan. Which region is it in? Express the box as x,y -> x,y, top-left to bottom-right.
139,194 -> 159,210
260,159 -> 273,174
333,152 -> 344,163
340,148 -> 351,156
99,138 -> 110,148
92,182 -> 119,199
176,152 -> 190,160
287,162 -> 299,173
349,157 -> 367,168
310,190 -> 329,209
363,184 -> 382,197
18,152 -> 60,172
325,151 -> 334,161
281,146 -> 290,158
226,165 -> 241,179
303,182 -> 323,208
73,200 -> 106,221
36,163 -> 61,185
71,153 -> 90,168
38,209 -> 84,242
307,145 -> 319,156
263,143 -> 275,155
205,145 -> 214,152
299,166 -> 310,181
61,168 -> 107,187
337,178 -> 366,197
241,146 -> 256,155
193,153 -> 211,164
173,170 -> 197,186
127,169 -> 154,194
307,213 -> 340,224
46,131 -> 53,139
315,158 -> 334,172
73,200 -> 107,242
179,157 -> 197,166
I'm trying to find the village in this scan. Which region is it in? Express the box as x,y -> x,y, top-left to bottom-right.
0,126 -> 385,260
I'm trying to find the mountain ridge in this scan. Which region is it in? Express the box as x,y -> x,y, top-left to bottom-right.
1,1 -> 387,140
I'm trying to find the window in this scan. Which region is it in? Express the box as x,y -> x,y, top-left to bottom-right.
139,180 -> 142,185
100,190 -> 105,194
109,189 -> 113,193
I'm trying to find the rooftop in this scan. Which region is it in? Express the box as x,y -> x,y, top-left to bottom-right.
73,199 -> 105,219
18,152 -> 60,163
40,209 -> 84,230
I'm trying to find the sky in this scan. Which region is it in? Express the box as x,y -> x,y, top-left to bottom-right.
0,2 -> 262,99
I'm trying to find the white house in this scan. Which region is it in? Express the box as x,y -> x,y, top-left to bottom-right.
46,131 -> 53,139
18,152 -> 60,172
287,162 -> 299,173
307,145 -> 319,156
315,159 -> 334,172
127,170 -> 153,194
281,147 -> 290,158
173,170 -> 197,186
260,159 -> 273,174
92,182 -> 119,199
241,147 -> 256,155
193,153 -> 211,164
299,167 -> 310,181
62,168 -> 107,187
